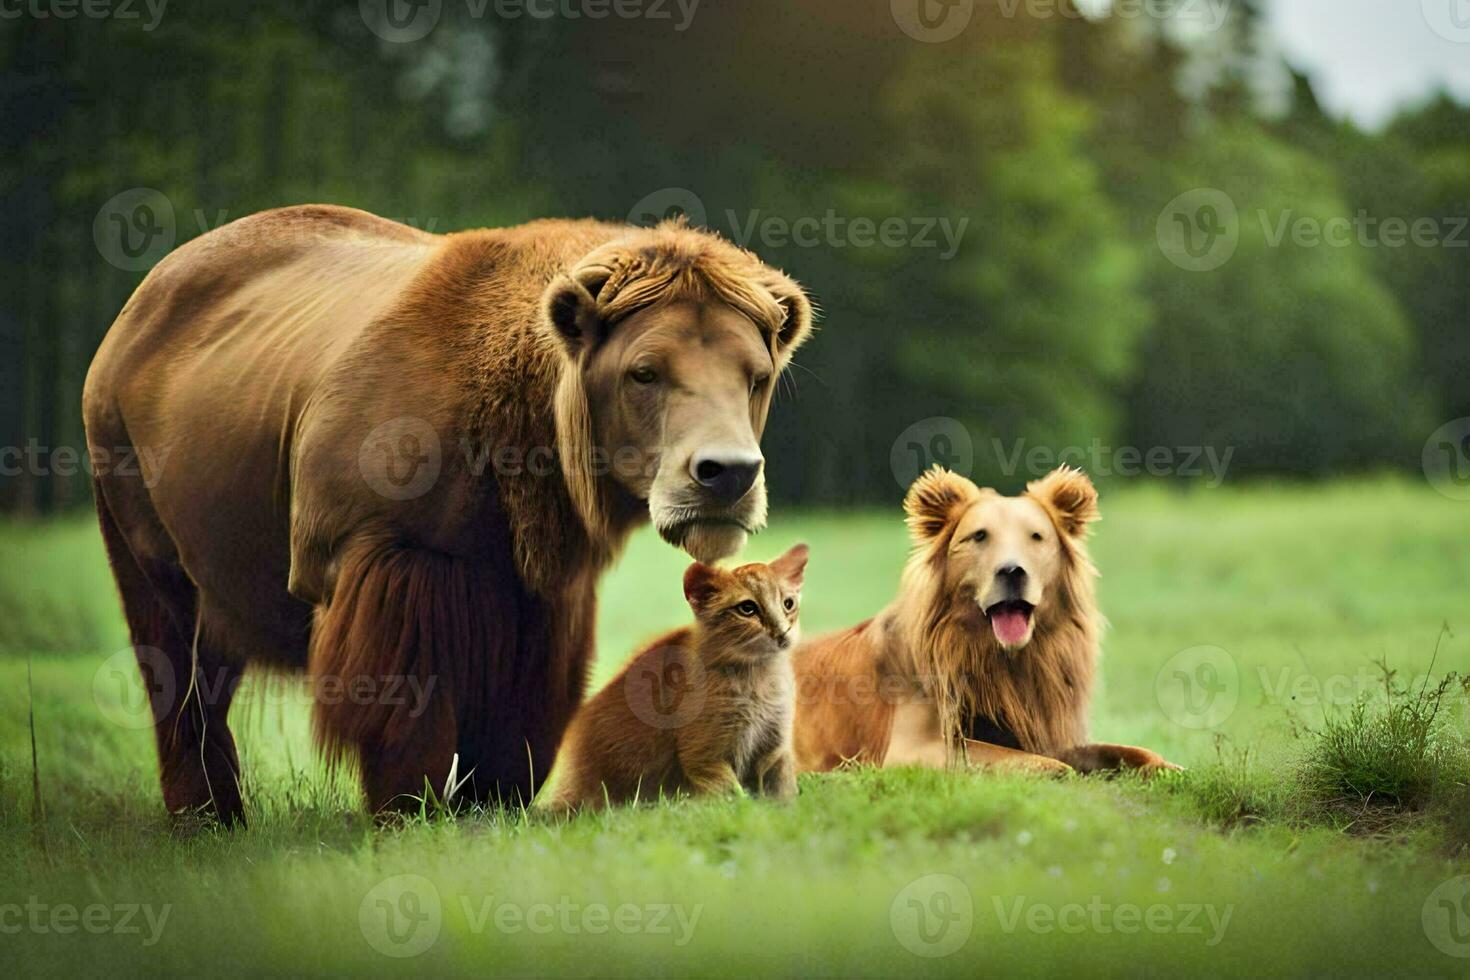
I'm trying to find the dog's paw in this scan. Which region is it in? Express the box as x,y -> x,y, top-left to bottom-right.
1032,756 -> 1076,778
1137,756 -> 1185,778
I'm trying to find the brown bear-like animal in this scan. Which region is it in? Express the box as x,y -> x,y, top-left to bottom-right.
83,205 -> 812,823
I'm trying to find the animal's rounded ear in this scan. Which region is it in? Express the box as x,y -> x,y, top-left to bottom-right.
1027,466 -> 1100,538
903,467 -> 976,542
682,562 -> 722,610
770,543 -> 809,589
541,264 -> 614,359
760,270 -> 814,369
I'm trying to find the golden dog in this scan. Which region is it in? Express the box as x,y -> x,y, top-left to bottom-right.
792,466 -> 1179,776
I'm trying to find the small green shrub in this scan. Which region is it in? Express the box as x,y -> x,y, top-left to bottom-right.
1299,657 -> 1470,825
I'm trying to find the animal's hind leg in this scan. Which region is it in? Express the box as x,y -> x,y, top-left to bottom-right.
94,482 -> 247,826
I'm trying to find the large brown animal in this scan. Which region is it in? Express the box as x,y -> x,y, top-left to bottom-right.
792,466 -> 1178,777
83,206 -> 812,823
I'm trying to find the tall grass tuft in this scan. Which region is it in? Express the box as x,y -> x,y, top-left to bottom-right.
1169,736 -> 1293,829
1298,648 -> 1470,831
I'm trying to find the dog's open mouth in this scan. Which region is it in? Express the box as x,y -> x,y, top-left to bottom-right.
985,599 -> 1034,648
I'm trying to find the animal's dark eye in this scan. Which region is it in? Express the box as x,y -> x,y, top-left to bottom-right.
736,600 -> 759,616
629,366 -> 658,385
1032,531 -> 1043,541
973,529 -> 988,542
751,375 -> 771,395
783,597 -> 795,611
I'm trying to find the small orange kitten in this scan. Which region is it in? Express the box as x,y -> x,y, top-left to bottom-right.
546,544 -> 808,810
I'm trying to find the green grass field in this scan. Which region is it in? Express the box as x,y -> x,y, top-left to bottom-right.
3,480 -> 1469,976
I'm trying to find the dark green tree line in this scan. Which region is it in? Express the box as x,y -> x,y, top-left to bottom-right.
2,0 -> 1464,512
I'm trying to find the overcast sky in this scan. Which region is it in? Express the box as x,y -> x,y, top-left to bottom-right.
1264,0 -> 1470,128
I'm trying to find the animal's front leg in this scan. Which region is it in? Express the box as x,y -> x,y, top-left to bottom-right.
961,739 -> 1075,777
1053,743 -> 1182,776
677,729 -> 745,798
754,747 -> 798,800
880,701 -> 1072,775
682,758 -> 745,798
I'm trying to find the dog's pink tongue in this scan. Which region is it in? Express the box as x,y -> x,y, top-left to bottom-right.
990,608 -> 1030,647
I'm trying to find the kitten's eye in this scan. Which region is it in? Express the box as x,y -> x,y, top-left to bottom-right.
783,597 -> 795,611
1031,531 -> 1043,541
629,366 -> 658,385
735,600 -> 759,617
751,374 -> 771,396
973,529 -> 988,542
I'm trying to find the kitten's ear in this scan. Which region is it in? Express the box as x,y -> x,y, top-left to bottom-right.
770,543 -> 809,590
682,562 -> 723,611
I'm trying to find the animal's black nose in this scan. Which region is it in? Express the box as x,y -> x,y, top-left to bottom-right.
690,451 -> 762,505
997,564 -> 1027,584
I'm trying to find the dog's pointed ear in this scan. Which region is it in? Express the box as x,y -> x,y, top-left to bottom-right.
1028,466 -> 1100,538
904,467 -> 977,543
683,562 -> 724,611
542,263 -> 615,360
769,543 -> 809,590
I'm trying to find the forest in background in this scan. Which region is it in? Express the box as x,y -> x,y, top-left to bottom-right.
2,0 -> 1467,512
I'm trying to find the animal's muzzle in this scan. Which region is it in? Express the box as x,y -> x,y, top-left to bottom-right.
689,450 -> 762,506
995,563 -> 1028,597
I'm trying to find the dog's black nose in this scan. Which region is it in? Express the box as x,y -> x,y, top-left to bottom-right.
997,564 -> 1027,584
691,451 -> 762,505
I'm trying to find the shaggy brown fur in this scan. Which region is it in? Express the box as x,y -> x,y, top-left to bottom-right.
792,467 -> 1178,777
83,205 -> 812,821
547,545 -> 807,811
